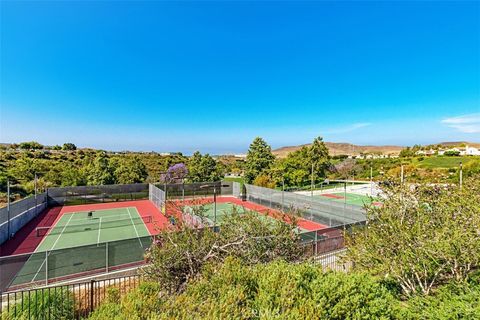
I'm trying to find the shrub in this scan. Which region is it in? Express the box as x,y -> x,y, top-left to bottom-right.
88,282 -> 162,320
347,175 -> 480,296
143,207 -> 303,293
158,258 -> 396,319
1,289 -> 75,320
398,275 -> 480,319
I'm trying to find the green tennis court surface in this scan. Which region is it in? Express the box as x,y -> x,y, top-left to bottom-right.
320,193 -> 377,207
11,207 -> 152,287
185,202 -> 310,234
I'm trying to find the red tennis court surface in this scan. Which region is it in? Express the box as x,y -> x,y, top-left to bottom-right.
320,193 -> 344,199
167,196 -> 327,232
1,197 -> 329,258
0,200 -> 168,257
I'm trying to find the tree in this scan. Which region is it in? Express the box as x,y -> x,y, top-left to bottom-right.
19,141 -> 43,150
334,158 -> 360,180
85,153 -> 115,185
113,156 -> 148,184
310,136 -> 330,177
347,175 -> 480,296
271,147 -> 311,187
62,143 -> 77,151
253,174 -> 275,188
143,207 -> 303,293
244,137 -> 275,183
188,152 -> 221,182
160,163 -> 188,184
187,151 -> 204,182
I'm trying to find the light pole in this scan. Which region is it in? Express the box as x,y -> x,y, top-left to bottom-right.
400,165 -> 404,185
34,173 -> 38,217
7,180 -> 10,239
370,166 -> 373,196
311,162 -> 314,197
459,162 -> 463,190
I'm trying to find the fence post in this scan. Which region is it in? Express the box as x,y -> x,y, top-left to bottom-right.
45,251 -> 49,286
90,280 -> 95,313
315,231 -> 318,256
106,242 -> 109,273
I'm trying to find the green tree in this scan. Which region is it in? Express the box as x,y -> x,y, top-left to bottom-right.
85,153 -> 114,185
113,156 -> 148,184
188,152 -> 221,182
143,207 -> 302,292
310,136 -> 330,178
347,176 -> 480,296
62,143 -> 77,151
19,141 -> 43,150
244,137 -> 275,183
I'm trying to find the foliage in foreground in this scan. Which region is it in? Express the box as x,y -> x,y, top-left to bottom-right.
398,272 -> 480,319
143,207 -> 304,292
89,261 -> 480,319
347,176 -> 480,296
90,259 -> 397,320
2,289 -> 75,320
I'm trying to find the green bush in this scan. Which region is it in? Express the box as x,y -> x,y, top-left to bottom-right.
158,258 -> 396,319
398,277 -> 480,319
1,289 -> 75,320
88,282 -> 162,320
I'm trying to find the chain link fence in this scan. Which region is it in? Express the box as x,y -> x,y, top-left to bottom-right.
158,181 -> 233,200
0,235 -> 152,292
0,194 -> 48,245
244,184 -> 366,227
47,184 -> 149,206
148,184 -> 165,214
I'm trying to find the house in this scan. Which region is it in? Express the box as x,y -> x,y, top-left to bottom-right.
466,146 -> 480,156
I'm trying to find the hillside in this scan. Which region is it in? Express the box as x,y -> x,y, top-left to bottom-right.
273,142 -> 404,158
272,141 -> 480,158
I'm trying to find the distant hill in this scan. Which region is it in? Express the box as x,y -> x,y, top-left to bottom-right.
272,141 -> 480,158
438,141 -> 480,148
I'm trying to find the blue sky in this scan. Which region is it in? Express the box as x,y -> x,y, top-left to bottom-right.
1,1 -> 479,154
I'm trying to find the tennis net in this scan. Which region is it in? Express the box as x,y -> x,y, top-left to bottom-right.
36,215 -> 153,237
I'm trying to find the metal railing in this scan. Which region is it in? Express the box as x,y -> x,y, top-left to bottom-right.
0,274 -> 141,319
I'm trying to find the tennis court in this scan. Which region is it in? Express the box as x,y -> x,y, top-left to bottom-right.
182,199 -> 322,235
10,207 -> 152,286
183,202 -> 275,225
319,192 -> 380,207
183,200 -> 341,249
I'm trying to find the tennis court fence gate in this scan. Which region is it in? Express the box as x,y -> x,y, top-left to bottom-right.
148,183 -> 166,213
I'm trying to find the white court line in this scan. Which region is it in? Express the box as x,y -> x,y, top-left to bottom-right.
31,213 -> 75,282
97,217 -> 102,245
126,207 -> 143,247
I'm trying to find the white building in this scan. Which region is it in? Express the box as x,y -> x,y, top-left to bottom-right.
466,146 -> 480,156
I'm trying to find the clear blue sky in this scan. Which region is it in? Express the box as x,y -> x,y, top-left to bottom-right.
1,1 -> 479,154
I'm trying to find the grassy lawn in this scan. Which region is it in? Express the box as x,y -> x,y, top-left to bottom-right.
414,156 -> 477,169
223,177 -> 245,185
